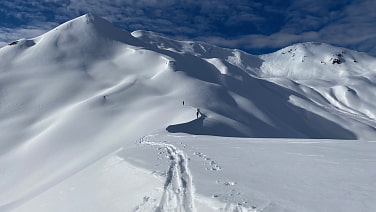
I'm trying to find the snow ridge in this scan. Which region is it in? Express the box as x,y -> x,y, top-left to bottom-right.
141,136 -> 197,212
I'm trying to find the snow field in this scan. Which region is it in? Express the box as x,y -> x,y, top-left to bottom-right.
124,134 -> 376,212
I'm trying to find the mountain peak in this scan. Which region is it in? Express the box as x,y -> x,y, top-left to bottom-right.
58,13 -> 119,33
36,13 -> 142,52
0,14 -> 144,66
77,13 -> 115,28
83,13 -> 100,23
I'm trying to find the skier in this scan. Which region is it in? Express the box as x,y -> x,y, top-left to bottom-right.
183,100 -> 185,106
196,108 -> 200,119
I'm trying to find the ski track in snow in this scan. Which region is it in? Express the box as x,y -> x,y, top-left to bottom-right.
139,136 -> 197,212
138,135 -> 259,212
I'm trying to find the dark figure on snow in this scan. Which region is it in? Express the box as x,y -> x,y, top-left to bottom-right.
196,108 -> 200,119
183,100 -> 184,106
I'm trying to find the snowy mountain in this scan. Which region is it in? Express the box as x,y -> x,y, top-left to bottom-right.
0,14 -> 375,212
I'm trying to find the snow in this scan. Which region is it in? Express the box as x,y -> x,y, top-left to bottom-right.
11,134 -> 376,212
126,134 -> 376,212
0,14 -> 375,211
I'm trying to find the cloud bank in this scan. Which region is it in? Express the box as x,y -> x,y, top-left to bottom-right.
0,0 -> 375,56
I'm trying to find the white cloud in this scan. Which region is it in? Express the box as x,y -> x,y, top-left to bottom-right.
0,24 -> 55,44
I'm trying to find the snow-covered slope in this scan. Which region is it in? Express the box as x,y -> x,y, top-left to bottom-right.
260,42 -> 376,79
259,43 -> 376,135
132,31 -> 376,139
0,14 -> 375,212
12,134 -> 376,212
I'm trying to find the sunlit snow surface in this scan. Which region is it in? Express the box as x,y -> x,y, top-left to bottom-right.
0,14 -> 375,211
13,133 -> 376,212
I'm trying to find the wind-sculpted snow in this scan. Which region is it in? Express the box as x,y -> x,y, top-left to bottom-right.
0,14 -> 376,211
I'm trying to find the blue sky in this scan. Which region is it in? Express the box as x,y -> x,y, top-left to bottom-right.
0,0 -> 375,55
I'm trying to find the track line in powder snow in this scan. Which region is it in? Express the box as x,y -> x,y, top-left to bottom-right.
139,136 -> 260,212
140,136 -> 197,212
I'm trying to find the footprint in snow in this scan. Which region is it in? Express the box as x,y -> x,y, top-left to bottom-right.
193,151 -> 222,171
